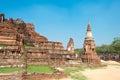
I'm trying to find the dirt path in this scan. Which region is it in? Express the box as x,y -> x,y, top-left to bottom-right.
82,61 -> 120,80
60,60 -> 120,80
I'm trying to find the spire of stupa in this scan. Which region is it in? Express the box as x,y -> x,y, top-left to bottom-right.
86,20 -> 93,39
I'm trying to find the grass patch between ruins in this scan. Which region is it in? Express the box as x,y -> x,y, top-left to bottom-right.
24,45 -> 35,49
63,66 -> 101,80
0,65 -> 54,73
0,67 -> 22,73
63,66 -> 86,80
27,65 -> 54,73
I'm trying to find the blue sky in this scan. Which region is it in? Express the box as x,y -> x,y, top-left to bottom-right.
0,0 -> 120,48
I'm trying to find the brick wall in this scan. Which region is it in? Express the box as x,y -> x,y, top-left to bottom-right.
24,73 -> 67,80
0,73 -> 67,80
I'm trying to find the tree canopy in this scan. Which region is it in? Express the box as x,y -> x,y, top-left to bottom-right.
111,37 -> 120,53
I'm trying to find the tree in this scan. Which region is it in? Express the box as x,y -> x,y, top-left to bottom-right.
96,44 -> 111,54
74,48 -> 80,54
111,37 -> 120,53
74,48 -> 84,54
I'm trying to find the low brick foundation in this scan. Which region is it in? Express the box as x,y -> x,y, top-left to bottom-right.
0,74 -> 20,80
24,73 -> 67,80
0,73 -> 67,80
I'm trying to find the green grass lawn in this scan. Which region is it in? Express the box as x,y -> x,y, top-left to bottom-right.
27,65 -> 54,73
0,67 -> 22,73
0,65 -> 54,73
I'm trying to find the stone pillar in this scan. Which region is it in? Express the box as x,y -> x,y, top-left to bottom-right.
52,43 -> 56,66
0,14 -> 4,23
21,50 -> 27,80
18,34 -> 27,80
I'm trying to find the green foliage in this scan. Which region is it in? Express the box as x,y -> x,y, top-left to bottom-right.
0,44 -> 6,47
0,65 -> 54,73
79,48 -> 84,54
111,37 -> 120,53
0,67 -> 22,73
74,49 -> 80,54
24,45 -> 35,49
96,44 -> 112,54
27,65 -> 54,73
74,48 -> 84,54
96,36 -> 120,54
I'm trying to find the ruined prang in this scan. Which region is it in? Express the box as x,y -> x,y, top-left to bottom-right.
67,38 -> 74,54
82,20 -> 101,64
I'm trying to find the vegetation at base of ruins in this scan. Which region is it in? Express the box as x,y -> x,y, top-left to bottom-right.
0,59 -> 6,62
0,44 -> 6,47
63,66 -> 87,80
0,67 -> 22,73
24,45 -> 35,49
27,65 -> 54,73
0,65 -> 54,73
75,36 -> 120,54
74,48 -> 83,54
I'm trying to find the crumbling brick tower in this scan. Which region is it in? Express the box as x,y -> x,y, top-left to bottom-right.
67,38 -> 74,54
82,21 -> 101,64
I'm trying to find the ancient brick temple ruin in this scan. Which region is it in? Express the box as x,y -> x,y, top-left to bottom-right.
0,13 -> 76,67
0,13 -> 102,66
81,21 -> 101,64
0,13 -> 103,79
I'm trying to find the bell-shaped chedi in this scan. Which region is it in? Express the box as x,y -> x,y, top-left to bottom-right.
67,38 -> 74,54
82,20 -> 101,64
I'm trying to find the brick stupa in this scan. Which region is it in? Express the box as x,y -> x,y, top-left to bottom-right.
82,21 -> 101,64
